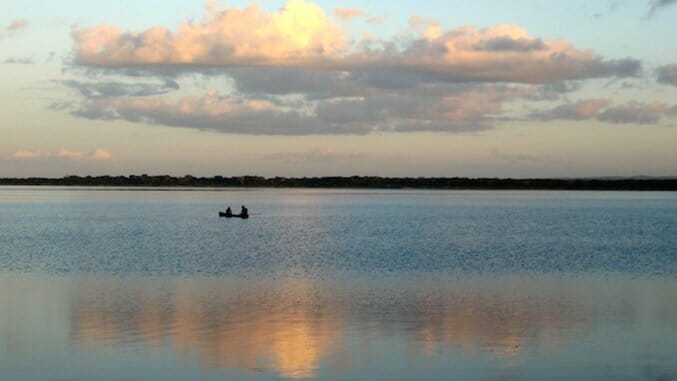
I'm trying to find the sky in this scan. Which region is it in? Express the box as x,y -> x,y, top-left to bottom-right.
1,0 -> 676,178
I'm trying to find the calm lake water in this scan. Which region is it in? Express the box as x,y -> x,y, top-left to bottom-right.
1,187 -> 676,380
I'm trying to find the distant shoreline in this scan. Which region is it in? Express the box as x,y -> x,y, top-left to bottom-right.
1,175 -> 676,191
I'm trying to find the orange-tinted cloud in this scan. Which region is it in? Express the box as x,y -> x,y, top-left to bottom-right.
11,150 -> 48,159
533,99 -> 612,121
10,148 -> 112,160
71,1 -> 639,83
7,19 -> 28,31
92,149 -> 112,160
334,7 -> 384,24
72,0 -> 346,68
73,92 -> 329,135
71,83 -> 528,134
1,19 -> 28,41
334,7 -> 365,22
57,149 -> 84,159
376,24 -> 639,83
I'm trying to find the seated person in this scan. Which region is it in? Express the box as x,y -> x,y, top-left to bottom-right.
225,207 -> 233,217
240,205 -> 248,217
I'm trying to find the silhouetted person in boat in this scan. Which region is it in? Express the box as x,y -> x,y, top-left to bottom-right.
225,207 -> 233,217
240,205 -> 248,218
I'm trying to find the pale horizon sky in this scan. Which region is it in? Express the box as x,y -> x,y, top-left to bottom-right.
1,0 -> 676,178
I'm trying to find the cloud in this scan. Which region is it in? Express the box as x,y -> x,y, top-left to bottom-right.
226,67 -> 434,100
267,146 -> 364,162
11,148 -> 111,160
385,29 -> 640,82
72,0 -> 346,68
61,78 -> 179,97
409,15 -> 439,30
7,19 -> 28,31
69,83 -> 528,135
489,148 -> 568,167
11,150 -> 49,159
4,57 -> 33,64
314,83 -> 524,132
656,63 -> 677,86
227,68 -> 364,98
70,1 -> 640,84
596,102 -> 671,124
58,1 -> 660,136
334,7 -> 365,22
525,81 -> 582,101
647,0 -> 677,17
531,100 -> 676,124
334,8 -> 384,24
71,91 -> 335,135
669,105 -> 677,116
91,148 -> 112,160
1,19 -> 29,41
532,99 -> 612,120
472,36 -> 547,52
57,149 -> 84,159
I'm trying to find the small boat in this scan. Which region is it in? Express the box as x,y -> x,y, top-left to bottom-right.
219,212 -> 249,219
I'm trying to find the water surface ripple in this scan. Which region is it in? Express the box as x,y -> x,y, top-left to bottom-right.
1,188 -> 676,381
1,188 -> 675,277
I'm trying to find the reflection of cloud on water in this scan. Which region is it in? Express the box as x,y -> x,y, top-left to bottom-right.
349,289 -> 583,360
421,296 -> 582,359
70,278 -> 343,379
64,276 -> 677,378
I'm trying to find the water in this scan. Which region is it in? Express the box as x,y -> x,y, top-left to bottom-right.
1,187 -> 676,380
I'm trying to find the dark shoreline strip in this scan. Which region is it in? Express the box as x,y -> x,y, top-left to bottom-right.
1,176 -> 676,191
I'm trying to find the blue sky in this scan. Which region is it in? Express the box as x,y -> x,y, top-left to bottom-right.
1,1 -> 676,177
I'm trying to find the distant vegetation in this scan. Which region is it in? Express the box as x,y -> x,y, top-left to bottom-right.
1,175 -> 676,190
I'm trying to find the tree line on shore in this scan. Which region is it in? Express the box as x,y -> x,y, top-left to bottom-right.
1,175 -> 676,190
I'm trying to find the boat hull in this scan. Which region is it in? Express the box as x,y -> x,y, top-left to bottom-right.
219,212 -> 249,219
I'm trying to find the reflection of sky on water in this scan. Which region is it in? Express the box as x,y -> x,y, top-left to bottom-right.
2,273 -> 676,380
